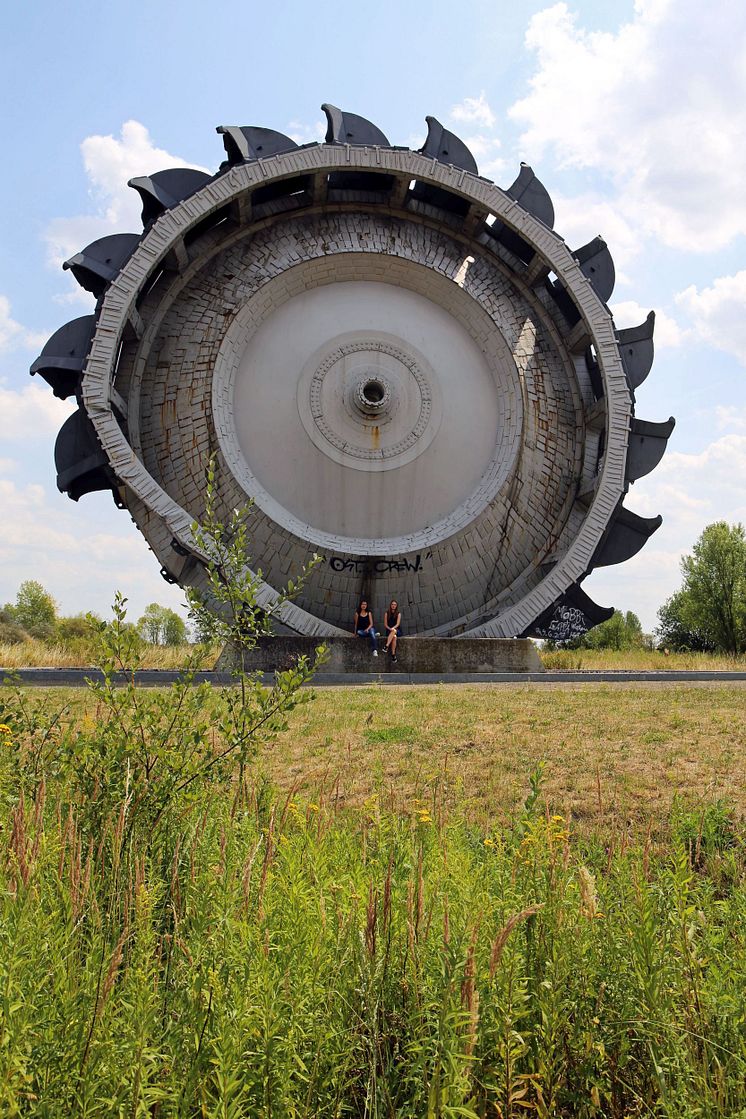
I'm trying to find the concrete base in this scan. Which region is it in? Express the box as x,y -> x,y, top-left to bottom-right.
216,636 -> 544,674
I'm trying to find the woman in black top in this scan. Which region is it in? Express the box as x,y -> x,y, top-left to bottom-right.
384,599 -> 402,661
353,599 -> 378,656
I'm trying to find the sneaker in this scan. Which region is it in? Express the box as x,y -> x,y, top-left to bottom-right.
372,649 -> 378,657
392,655 -> 398,663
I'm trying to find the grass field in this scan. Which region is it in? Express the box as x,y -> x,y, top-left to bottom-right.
4,681 -> 744,840
2,676 -> 745,1114
266,683 -> 746,838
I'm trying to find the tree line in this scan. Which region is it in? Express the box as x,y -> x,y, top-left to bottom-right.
0,584 -> 190,648
1,520 -> 744,654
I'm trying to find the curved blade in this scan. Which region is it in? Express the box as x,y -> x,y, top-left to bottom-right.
593,504 -> 662,566
216,125 -> 299,164
506,164 -> 555,228
321,104 -> 389,146
617,311 -> 655,391
626,416 -> 676,481
574,236 -> 615,303
128,168 -> 212,226
63,233 -> 140,299
522,581 -> 614,640
30,314 -> 96,399
419,116 -> 478,174
54,408 -> 116,501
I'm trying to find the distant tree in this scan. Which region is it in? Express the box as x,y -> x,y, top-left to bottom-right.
656,590 -> 716,652
575,609 -> 645,651
57,613 -> 100,645
0,606 -> 29,645
7,580 -> 58,640
658,522 -> 746,656
189,604 -> 222,645
162,610 -> 187,647
137,603 -> 188,646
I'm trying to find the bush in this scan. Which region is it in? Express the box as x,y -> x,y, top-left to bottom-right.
0,618 -> 29,645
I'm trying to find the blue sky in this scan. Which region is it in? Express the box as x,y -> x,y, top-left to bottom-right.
1,0 -> 744,631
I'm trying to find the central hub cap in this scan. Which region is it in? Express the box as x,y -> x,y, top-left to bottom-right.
355,375 -> 390,415
297,333 -> 442,472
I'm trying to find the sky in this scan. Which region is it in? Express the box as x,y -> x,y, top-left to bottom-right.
0,0 -> 744,632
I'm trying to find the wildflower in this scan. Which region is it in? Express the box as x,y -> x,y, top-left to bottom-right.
483,837 -> 495,848
578,865 -> 599,919
309,803 -> 320,813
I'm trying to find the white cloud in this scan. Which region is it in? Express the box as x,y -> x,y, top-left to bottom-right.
0,296 -> 48,353
610,299 -> 683,348
630,434 -> 746,528
450,93 -> 496,130
675,271 -> 746,367
286,118 -> 326,145
462,135 -> 505,180
551,193 -> 642,277
0,474 -> 187,621
445,96 -> 503,179
509,2 -> 746,251
715,405 -> 746,431
45,120 -> 209,271
0,383 -> 74,439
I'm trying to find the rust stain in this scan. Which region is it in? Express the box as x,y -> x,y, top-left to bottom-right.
371,425 -> 380,450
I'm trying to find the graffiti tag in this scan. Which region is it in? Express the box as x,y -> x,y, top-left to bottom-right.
327,553 -> 431,575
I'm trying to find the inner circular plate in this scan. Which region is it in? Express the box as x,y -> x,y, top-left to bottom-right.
298,329 -> 442,471
229,280 -> 502,542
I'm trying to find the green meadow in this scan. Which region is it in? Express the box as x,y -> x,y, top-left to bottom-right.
1,677 -> 745,1116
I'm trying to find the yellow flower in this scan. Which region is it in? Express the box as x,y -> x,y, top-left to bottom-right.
309,803 -> 320,812
483,837 -> 495,848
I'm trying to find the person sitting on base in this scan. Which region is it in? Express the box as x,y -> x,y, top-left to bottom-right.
353,598 -> 378,656
384,599 -> 402,662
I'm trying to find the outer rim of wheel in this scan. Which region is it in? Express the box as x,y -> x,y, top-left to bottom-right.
80,145 -> 628,637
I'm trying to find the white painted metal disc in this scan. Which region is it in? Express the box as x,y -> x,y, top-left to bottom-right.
218,278 -> 511,550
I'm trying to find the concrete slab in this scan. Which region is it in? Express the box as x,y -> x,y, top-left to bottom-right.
215,635 -> 544,674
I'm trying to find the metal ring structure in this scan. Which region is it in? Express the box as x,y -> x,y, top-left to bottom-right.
35,105 -> 675,642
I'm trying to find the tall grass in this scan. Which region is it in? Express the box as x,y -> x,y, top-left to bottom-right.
0,638 -> 216,670
3,641 -> 744,673
1,697 -> 745,1116
540,647 -> 746,671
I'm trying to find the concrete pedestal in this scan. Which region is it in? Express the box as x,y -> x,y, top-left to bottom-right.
216,635 -> 544,675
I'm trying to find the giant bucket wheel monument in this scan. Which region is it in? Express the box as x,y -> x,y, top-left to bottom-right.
32,105 -> 674,673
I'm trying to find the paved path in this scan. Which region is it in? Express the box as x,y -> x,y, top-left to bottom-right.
3,668 -> 746,688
